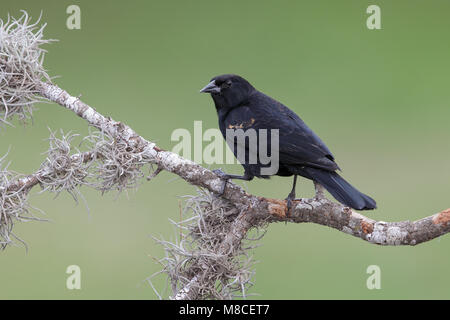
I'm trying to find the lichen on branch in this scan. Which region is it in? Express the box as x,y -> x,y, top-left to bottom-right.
1,10 -> 450,301
0,11 -> 54,125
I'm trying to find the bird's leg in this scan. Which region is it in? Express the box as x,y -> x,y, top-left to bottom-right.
314,181 -> 325,200
285,175 -> 298,217
212,169 -> 253,196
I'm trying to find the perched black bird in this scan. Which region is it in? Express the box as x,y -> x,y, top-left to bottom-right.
200,74 -> 376,211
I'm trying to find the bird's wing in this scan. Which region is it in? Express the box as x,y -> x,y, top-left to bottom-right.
237,92 -> 340,172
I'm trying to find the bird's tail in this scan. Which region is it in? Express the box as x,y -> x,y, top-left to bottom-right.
304,168 -> 376,210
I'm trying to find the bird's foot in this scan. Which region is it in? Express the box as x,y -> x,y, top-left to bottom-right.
285,192 -> 298,218
286,198 -> 293,219
212,168 -> 231,196
314,182 -> 326,201
285,197 -> 312,219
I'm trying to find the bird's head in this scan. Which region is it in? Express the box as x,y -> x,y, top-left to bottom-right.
200,74 -> 255,109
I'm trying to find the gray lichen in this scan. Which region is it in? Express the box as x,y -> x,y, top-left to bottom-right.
0,11 -> 54,125
149,189 -> 264,300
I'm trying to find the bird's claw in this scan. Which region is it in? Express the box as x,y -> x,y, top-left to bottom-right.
286,197 -> 293,218
212,168 -> 229,179
285,197 -> 306,219
212,168 -> 230,196
313,182 -> 326,201
285,192 -> 297,219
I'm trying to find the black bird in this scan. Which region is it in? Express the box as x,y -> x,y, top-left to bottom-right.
200,74 -> 376,211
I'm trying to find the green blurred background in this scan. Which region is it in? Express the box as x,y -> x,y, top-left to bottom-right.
1,0 -> 450,299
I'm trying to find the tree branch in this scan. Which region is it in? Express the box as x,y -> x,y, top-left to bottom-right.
34,81 -> 450,247
1,79 -> 448,297
33,81 -> 450,299
1,12 -> 449,299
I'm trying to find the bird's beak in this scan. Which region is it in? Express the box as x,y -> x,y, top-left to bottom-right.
199,80 -> 220,94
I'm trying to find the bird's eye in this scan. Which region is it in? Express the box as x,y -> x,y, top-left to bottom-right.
216,80 -> 232,89
223,80 -> 232,88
